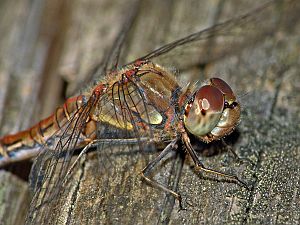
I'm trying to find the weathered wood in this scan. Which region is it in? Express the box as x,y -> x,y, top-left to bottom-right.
0,0 -> 71,224
0,172 -> 30,225
0,0 -> 299,224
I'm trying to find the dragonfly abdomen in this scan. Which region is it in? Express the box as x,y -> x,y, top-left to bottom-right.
0,95 -> 88,166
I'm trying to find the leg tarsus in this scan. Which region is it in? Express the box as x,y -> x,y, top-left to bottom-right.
177,194 -> 186,211
141,139 -> 184,207
195,164 -> 249,190
182,132 -> 249,190
221,139 -> 255,167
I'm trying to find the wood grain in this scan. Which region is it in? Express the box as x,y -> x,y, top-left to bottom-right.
0,0 -> 299,224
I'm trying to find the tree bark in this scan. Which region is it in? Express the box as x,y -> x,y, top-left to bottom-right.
0,0 -> 299,224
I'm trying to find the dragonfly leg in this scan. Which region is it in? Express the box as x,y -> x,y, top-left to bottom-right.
182,133 -> 249,190
140,139 -> 184,209
221,139 -> 255,167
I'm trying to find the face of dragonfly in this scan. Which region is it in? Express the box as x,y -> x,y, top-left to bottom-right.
183,78 -> 240,143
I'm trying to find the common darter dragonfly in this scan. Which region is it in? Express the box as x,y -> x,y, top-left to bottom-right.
0,0 -> 297,224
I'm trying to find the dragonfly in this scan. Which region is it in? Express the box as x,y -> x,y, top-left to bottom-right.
0,0 -> 292,223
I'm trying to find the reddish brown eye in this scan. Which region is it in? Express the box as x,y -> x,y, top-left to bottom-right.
184,85 -> 224,138
195,85 -> 224,113
210,78 -> 236,102
184,78 -> 240,142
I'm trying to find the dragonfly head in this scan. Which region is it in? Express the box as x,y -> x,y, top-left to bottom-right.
183,78 -> 240,143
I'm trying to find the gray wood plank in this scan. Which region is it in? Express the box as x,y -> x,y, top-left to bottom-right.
0,171 -> 30,225
50,1 -> 300,224
0,0 -> 299,224
0,0 -> 72,224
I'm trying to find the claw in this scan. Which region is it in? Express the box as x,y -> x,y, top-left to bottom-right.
235,176 -> 251,191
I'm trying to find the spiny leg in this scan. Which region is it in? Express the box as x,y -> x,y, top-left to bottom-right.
221,139 -> 255,167
141,139 -> 184,209
182,132 -> 249,190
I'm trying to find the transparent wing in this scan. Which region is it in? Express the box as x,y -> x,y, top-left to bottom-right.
26,94 -> 100,223
93,77 -> 159,179
66,0 -> 140,96
128,1 -> 288,69
26,70 -> 161,224
25,1 -> 297,223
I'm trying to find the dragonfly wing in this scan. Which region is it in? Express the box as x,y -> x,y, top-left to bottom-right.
26,71 -> 162,223
93,73 -> 161,171
131,1 -> 290,70
26,95 -> 100,224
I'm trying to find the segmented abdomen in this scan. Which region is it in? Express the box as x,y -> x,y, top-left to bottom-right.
0,95 -> 95,166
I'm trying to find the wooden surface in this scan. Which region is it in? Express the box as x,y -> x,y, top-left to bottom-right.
0,0 -> 299,224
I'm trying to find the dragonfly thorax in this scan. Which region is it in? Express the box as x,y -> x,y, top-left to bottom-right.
183,78 -> 240,143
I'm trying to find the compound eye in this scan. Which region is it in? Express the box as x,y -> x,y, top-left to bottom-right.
183,85 -> 224,137
210,78 -> 236,102
195,85 -> 224,114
